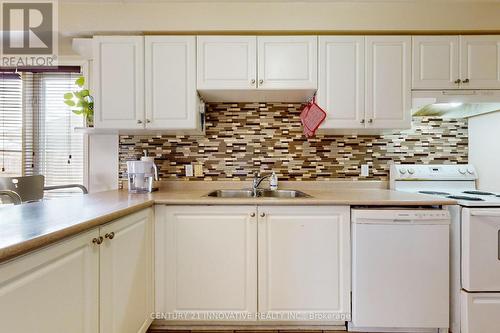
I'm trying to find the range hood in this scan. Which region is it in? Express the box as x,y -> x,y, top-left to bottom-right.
412,90 -> 500,118
197,88 -> 316,103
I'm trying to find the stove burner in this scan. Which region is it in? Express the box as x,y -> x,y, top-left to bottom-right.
447,195 -> 485,201
419,191 -> 451,196
463,190 -> 496,196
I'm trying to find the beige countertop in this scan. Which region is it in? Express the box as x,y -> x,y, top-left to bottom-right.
0,182 -> 456,264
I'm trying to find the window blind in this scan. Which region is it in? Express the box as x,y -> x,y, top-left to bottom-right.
0,70 -> 84,197
0,73 -> 22,177
23,72 -> 84,195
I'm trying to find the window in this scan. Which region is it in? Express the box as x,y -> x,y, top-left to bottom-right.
0,70 -> 84,196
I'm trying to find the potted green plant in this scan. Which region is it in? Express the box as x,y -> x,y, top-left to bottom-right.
63,76 -> 94,127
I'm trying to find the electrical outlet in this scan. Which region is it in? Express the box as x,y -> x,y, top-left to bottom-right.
194,163 -> 203,177
185,164 -> 193,177
361,164 -> 370,177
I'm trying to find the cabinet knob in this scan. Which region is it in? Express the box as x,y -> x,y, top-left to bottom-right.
368,119 -> 373,124
250,212 -> 256,217
360,119 -> 365,124
462,78 -> 470,83
146,119 -> 151,124
137,120 -> 143,124
259,79 -> 264,85
92,236 -> 103,245
454,79 -> 462,84
105,232 -> 115,240
251,79 -> 256,85
260,212 -> 266,217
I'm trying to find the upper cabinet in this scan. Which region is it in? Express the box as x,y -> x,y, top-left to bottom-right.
412,36 -> 460,89
145,36 -> 199,130
318,36 -> 411,130
318,36 -> 365,129
460,36 -> 500,89
365,36 -> 412,129
93,36 -> 201,131
93,36 -> 144,129
197,36 -> 257,90
196,36 -> 317,102
257,36 -> 317,89
412,35 -> 500,90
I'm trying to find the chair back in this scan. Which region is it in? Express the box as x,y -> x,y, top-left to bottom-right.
0,175 -> 45,203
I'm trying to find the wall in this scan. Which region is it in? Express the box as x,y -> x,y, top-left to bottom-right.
58,1 -> 500,55
468,111 -> 500,191
119,103 -> 468,182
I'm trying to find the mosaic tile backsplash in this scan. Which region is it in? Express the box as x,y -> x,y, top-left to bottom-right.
119,103 -> 468,181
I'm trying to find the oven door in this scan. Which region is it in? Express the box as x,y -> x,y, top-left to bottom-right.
462,207 -> 500,291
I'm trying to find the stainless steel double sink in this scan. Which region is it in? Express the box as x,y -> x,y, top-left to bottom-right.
206,189 -> 311,199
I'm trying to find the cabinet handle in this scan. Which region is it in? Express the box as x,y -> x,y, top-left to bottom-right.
92,236 -> 103,245
463,78 -> 470,83
259,79 -> 264,85
260,212 -> 266,217
251,79 -> 256,85
250,212 -> 256,217
454,79 -> 462,84
105,232 -> 115,240
360,119 -> 365,124
368,119 -> 373,124
137,120 -> 143,124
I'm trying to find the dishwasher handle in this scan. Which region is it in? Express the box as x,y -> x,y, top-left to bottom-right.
470,210 -> 500,217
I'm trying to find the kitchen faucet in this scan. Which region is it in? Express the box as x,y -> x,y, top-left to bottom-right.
252,172 -> 271,197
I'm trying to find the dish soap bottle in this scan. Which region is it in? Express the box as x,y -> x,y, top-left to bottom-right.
270,172 -> 278,191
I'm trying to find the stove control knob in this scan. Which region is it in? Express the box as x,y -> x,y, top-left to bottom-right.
467,168 -> 474,175
458,168 -> 467,175
407,168 -> 415,175
399,168 -> 407,175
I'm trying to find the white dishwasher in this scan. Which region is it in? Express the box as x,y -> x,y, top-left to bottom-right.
350,209 -> 450,333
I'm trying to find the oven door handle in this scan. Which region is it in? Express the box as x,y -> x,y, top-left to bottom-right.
470,210 -> 500,217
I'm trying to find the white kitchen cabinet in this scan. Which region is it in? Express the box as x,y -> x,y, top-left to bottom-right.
145,36 -> 199,130
93,36 -> 144,129
0,229 -> 99,333
258,206 -> 351,322
412,36 -> 460,89
257,36 -> 318,89
318,36 -> 365,129
197,36 -> 257,90
318,36 -> 411,131
100,208 -> 154,333
365,36 -> 412,129
156,205 -> 258,317
460,35 -> 500,89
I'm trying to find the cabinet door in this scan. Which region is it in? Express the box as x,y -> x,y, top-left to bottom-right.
365,36 -> 411,129
100,208 -> 154,333
197,36 -> 257,90
257,36 -> 318,89
412,36 -> 460,89
318,36 -> 365,129
145,36 -> 199,130
93,36 -> 144,129
460,36 -> 500,89
156,205 -> 257,318
0,229 -> 99,333
258,206 -> 351,322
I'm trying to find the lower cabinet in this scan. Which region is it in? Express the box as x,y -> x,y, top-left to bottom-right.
0,208 -> 153,333
258,206 -> 351,322
155,205 -> 258,318
100,208 -> 154,333
0,229 -> 99,333
155,205 -> 351,323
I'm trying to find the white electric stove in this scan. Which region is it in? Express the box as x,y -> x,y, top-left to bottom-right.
390,164 -> 500,333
